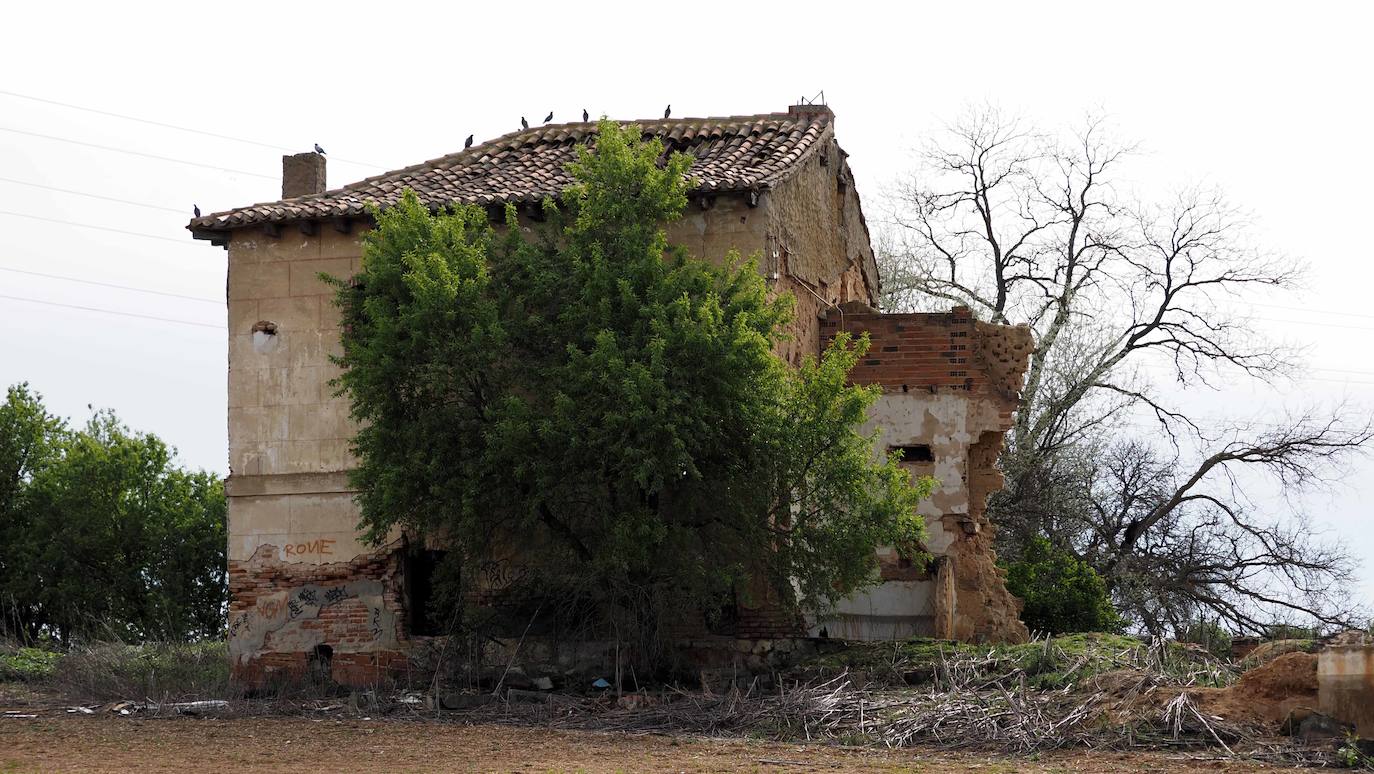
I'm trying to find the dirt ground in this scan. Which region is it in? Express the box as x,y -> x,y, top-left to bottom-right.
0,715 -> 1325,773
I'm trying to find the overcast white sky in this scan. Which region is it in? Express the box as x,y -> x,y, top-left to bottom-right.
2,1 -> 1370,610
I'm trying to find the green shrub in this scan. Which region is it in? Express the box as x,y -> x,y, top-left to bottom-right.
1178,619 -> 1232,659
1265,623 -> 1318,641
1002,537 -> 1123,635
0,645 -> 62,681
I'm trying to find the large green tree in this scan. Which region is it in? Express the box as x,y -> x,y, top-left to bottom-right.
333,121 -> 928,658
0,384 -> 226,644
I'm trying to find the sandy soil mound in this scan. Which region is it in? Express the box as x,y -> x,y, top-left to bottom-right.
1193,651 -> 1318,729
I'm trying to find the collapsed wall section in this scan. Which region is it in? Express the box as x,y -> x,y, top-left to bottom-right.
818,303 -> 1033,643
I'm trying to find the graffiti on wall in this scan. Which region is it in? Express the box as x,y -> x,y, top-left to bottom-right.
228,577 -> 398,664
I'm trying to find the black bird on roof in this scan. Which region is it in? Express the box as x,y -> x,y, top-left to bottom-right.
464,134 -> 474,149
544,111 -> 553,124
582,108 -> 589,122
664,104 -> 671,119
193,204 -> 201,218
314,143 -> 326,155
520,116 -> 528,130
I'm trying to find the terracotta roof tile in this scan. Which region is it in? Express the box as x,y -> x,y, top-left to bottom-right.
189,108 -> 833,234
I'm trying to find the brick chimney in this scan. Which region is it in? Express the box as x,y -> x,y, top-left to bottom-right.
282,152 -> 326,198
788,102 -> 833,120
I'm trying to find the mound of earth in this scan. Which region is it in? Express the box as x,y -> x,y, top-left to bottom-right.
1192,651 -> 1318,729
1241,639 -> 1318,669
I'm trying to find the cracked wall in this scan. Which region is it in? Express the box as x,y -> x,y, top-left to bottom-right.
816,304 -> 1033,643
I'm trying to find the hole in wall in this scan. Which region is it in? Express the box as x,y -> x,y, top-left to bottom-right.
890,444 -> 934,464
307,643 -> 333,684
251,320 -> 280,354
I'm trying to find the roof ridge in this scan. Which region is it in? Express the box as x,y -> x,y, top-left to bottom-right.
189,108 -> 835,234
336,110 -> 819,194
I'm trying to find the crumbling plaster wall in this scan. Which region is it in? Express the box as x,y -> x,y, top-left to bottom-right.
225,227 -> 408,684
816,305 -> 1034,644
759,137 -> 880,367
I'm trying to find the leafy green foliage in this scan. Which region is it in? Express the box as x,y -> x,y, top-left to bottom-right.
0,645 -> 61,681
1264,623 -> 1318,640
331,120 -> 928,657
1177,618 -> 1232,659
0,384 -> 226,644
1002,536 -> 1122,635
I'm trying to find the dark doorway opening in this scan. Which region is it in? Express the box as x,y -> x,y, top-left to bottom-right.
405,549 -> 450,636
307,643 -> 333,684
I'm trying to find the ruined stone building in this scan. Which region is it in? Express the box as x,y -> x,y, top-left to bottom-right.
188,104 -> 1032,686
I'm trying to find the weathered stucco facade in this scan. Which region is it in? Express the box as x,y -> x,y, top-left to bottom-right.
194,104 -> 1032,687
815,304 -> 1032,643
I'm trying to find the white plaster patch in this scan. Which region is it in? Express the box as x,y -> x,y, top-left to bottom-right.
252,329 -> 280,354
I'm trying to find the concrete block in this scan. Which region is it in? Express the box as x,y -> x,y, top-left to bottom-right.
261,366 -> 323,407
288,402 -> 355,441
229,495 -> 292,538
229,405 -> 290,446
227,367 -> 261,409
288,493 -> 358,535
259,296 -> 321,332
289,258 -> 354,298
228,299 -> 259,336
229,261 -> 291,300
316,438 -> 357,471
317,229 -> 368,260
297,329 -> 344,364
230,451 -> 261,477
256,231 -> 318,263
277,440 -> 321,474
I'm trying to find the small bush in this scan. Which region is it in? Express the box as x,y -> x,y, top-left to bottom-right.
1002,537 -> 1123,635
0,645 -> 62,681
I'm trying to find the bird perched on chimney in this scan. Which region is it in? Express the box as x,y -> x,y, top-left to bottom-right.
314,143 -> 326,155
582,108 -> 589,122
193,204 -> 201,218
464,134 -> 474,149
664,104 -> 671,118
520,116 -> 528,130
544,111 -> 553,123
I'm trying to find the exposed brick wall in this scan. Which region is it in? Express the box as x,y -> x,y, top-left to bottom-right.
228,545 -> 409,687
819,302 -> 1034,644
820,303 -> 987,394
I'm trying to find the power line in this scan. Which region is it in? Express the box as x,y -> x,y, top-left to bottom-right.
1310,365 -> 1374,377
0,210 -> 186,243
0,266 -> 219,304
0,126 -> 277,180
1248,301 -> 1374,322
1251,316 -> 1374,333
0,175 -> 184,214
0,89 -> 384,169
0,293 -> 221,329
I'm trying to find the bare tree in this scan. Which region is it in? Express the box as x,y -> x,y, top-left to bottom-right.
880,106 -> 1369,634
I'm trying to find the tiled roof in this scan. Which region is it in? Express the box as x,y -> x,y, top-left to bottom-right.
189,107 -> 835,235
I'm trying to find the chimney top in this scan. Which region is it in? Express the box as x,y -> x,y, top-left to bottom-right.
788,102 -> 833,119
282,152 -> 326,199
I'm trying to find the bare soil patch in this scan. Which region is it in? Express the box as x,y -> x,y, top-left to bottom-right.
0,714 -> 1327,773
